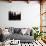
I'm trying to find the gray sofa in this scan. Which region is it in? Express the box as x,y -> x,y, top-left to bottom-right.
3,27 -> 34,43
9,33 -> 34,43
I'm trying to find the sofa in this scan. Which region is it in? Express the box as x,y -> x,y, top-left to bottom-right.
3,27 -> 34,43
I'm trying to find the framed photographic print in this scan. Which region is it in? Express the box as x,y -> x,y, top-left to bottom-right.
9,11 -> 21,20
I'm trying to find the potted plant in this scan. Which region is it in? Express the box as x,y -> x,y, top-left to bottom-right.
32,27 -> 38,40
32,27 -> 43,40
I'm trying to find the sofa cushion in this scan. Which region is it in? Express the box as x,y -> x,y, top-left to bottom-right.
8,27 -> 14,34
14,28 -> 21,33
21,28 -> 32,36
25,28 -> 31,35
21,28 -> 27,35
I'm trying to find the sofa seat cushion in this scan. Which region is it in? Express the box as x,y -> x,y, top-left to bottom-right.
8,33 -> 34,43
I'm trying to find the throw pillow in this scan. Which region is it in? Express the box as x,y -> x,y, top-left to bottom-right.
8,27 -> 14,34
14,28 -> 21,33
21,28 -> 27,35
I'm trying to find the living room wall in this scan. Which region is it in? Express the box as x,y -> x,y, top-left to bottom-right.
0,1 -> 40,28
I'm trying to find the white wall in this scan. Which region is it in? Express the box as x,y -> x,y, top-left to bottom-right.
0,1 -> 40,28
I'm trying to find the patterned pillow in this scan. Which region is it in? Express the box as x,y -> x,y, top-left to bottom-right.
14,28 -> 21,33
8,27 -> 14,34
